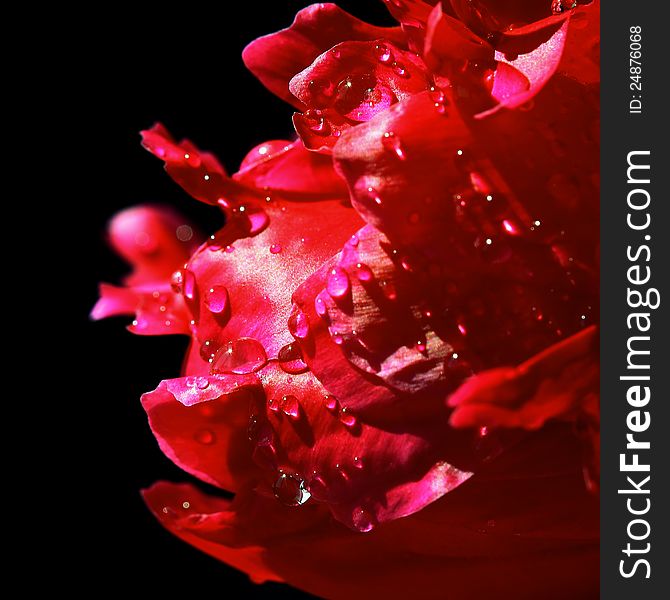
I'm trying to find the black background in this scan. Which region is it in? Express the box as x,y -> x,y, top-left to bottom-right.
70,1 -> 393,597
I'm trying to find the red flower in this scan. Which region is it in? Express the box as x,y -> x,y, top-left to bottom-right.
95,1 -> 599,598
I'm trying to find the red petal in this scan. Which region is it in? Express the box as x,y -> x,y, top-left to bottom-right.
233,139 -> 348,199
250,362 -> 475,530
141,374 -> 261,491
186,199 -> 363,369
90,283 -> 138,320
448,326 -> 598,429
143,423 -> 597,597
242,3 -> 405,109
290,40 -> 430,152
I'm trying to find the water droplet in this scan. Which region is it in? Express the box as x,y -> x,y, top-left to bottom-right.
353,456 -> 365,469
247,210 -> 270,235
170,270 -> 184,293
304,109 -> 331,136
194,376 -> 209,390
381,131 -> 406,160
270,243 -> 282,254
308,78 -> 334,107
349,233 -> 359,246
268,397 -> 281,413
210,338 -> 267,374
363,185 -> 383,206
314,295 -> 328,317
457,323 -> 468,336
281,395 -> 301,419
182,501 -> 190,509
327,267 -> 351,298
248,414 -> 273,445
380,279 -> 397,301
199,340 -> 218,362
278,342 -> 309,374
331,331 -> 344,345
391,61 -> 408,77
551,0 -> 577,14
204,285 -> 229,314
339,407 -> 358,428
429,86 -> 445,104
225,245 -> 235,253
374,42 -> 393,63
352,507 -> 375,532
355,262 -> 373,282
288,308 -> 310,339
415,341 -> 427,353
324,394 -> 338,411
194,429 -> 216,445
182,269 -> 196,300
273,472 -> 311,506
502,219 -> 519,235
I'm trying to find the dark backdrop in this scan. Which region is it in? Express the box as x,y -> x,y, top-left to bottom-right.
72,1 -> 394,597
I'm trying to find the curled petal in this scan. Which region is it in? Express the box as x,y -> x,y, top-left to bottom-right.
251,363 -> 476,530
141,374 -> 261,491
290,40 -> 430,151
448,326 -> 599,430
242,3 -> 405,109
234,139 -> 348,199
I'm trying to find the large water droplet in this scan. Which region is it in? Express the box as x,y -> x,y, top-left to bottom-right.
194,429 -> 216,445
374,42 -> 393,64
288,308 -> 310,339
182,269 -> 196,300
355,262 -> 373,282
352,506 -> 375,532
278,342 -> 309,374
327,267 -> 351,298
381,131 -> 406,160
204,285 -> 229,314
210,338 -> 267,374
170,270 -> 184,293
315,295 -> 328,317
273,472 -> 311,506
280,395 -> 301,419
269,243 -> 282,254
199,340 -> 219,362
304,109 -> 331,136
324,394 -> 339,411
308,78 -> 334,107
339,407 -> 358,428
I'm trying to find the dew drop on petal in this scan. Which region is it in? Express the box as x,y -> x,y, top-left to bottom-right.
281,395 -> 301,419
391,61 -> 408,77
415,340 -> 427,353
170,270 -> 184,293
349,233 -> 359,246
355,262 -> 373,282
194,429 -> 216,445
374,42 -> 393,63
182,269 -> 196,300
204,285 -> 229,314
315,295 -> 328,317
381,131 -> 406,160
324,394 -> 339,411
269,243 -> 282,254
210,338 -> 267,374
278,342 -> 309,374
353,456 -> 365,470
502,219 -> 519,235
339,407 -> 358,428
273,472 -> 311,506
268,397 -> 281,413
194,376 -> 209,390
288,308 -> 310,339
199,340 -> 218,362
352,506 -> 375,532
327,267 -> 351,298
